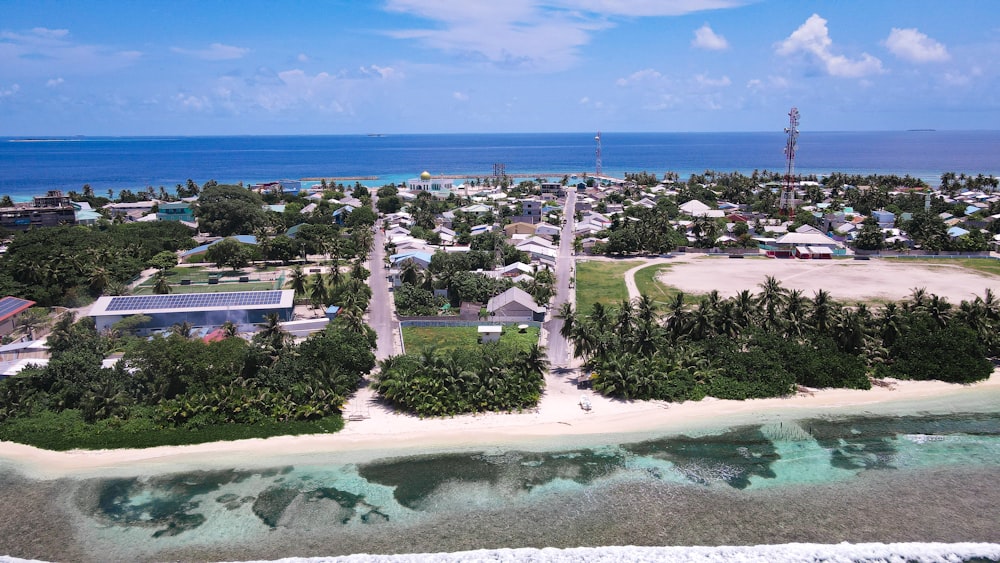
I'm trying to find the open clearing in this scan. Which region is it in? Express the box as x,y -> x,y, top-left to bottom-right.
652,256 -> 1000,303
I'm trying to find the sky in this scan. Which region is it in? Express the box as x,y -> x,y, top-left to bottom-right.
0,0 -> 998,135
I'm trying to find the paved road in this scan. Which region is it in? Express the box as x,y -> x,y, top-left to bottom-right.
367,200 -> 396,361
543,189 -> 576,368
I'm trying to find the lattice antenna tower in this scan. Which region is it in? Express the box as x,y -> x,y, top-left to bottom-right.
595,131 -> 602,177
780,108 -> 800,218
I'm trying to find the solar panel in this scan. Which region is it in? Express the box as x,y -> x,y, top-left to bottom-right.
0,297 -> 34,320
104,291 -> 285,312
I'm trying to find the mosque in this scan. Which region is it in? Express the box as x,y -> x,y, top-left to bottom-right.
407,171 -> 453,198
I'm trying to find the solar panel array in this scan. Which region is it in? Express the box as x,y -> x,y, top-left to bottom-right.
0,297 -> 33,320
105,291 -> 285,312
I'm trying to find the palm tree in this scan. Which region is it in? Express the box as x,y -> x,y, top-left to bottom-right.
555,302 -> 576,341
810,289 -> 833,335
170,321 -> 193,338
153,271 -> 172,294
255,313 -> 289,352
46,312 -> 76,353
289,266 -> 309,297
520,344 -> 550,377
221,320 -> 239,338
309,272 -> 328,309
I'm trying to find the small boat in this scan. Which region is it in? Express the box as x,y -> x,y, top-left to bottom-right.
579,395 -> 592,412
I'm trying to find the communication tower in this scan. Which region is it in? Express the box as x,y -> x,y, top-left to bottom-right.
595,131 -> 602,177
779,108 -> 800,218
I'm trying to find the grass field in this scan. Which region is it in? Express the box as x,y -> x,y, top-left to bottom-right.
633,263 -> 684,304
133,282 -> 276,295
402,325 -> 540,355
574,260 -> 642,314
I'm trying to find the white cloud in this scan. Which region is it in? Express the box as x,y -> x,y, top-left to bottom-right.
173,93 -> 211,111
28,27 -> 69,39
884,28 -> 949,63
694,73 -> 731,87
746,75 -> 789,91
383,0 -> 743,71
359,65 -> 399,79
616,68 -> 663,87
777,14 -> 883,78
297,53 -> 310,63
691,24 -> 728,50
0,84 -> 20,98
211,68 -> 354,115
453,91 -> 469,101
579,96 -> 590,105
46,77 -> 64,87
0,27 -> 141,75
171,43 -> 249,61
549,0 -> 746,17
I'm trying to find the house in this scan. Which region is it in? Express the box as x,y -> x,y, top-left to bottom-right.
679,199 -> 712,216
470,224 -> 493,237
872,210 -> 895,227
0,296 -> 36,338
504,222 -> 537,237
460,203 -> 493,217
520,198 -> 543,220
534,223 -> 561,239
486,287 -> 546,322
157,201 -> 195,222
539,182 -> 565,197
332,205 -> 356,225
72,201 -> 103,226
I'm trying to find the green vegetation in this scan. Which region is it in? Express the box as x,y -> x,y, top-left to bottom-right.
0,409 -> 343,451
375,342 -> 548,417
0,308 -> 376,450
574,260 -> 642,314
402,325 -> 540,354
632,263 -> 682,304
561,280 -> 995,404
0,222 -> 196,307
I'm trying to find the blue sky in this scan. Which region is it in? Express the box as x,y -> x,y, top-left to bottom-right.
1,0 -> 997,135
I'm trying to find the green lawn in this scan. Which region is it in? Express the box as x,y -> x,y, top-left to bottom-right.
134,282 -> 276,295
633,263 -> 684,304
886,257 -> 1000,277
402,325 -> 540,355
574,260 -> 642,314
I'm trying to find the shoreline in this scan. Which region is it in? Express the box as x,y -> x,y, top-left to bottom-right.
1,372 -> 998,480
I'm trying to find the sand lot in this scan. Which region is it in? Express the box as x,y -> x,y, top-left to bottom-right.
656,256 -> 1000,303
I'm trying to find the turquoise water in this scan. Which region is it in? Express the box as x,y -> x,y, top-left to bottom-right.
1,412 -> 997,561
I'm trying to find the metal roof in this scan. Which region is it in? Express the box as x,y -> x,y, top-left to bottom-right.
90,290 -> 294,317
0,297 -> 35,323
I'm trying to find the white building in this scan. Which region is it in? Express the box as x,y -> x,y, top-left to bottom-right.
408,171 -> 453,198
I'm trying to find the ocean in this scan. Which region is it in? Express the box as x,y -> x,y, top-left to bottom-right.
1,392 -> 999,562
2,131 -> 1000,200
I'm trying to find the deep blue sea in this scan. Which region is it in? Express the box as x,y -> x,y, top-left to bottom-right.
2,131 -> 999,200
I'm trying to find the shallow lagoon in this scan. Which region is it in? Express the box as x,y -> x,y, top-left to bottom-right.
1,411 -> 998,562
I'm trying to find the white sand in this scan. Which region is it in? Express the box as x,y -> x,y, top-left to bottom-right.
2,370 -> 998,480
649,255 -> 999,303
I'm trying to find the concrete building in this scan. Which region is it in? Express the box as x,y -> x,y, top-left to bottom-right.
89,290 -> 295,334
0,190 -> 76,231
157,201 -> 195,222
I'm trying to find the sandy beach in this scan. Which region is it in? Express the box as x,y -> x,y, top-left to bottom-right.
2,370 -> 998,480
